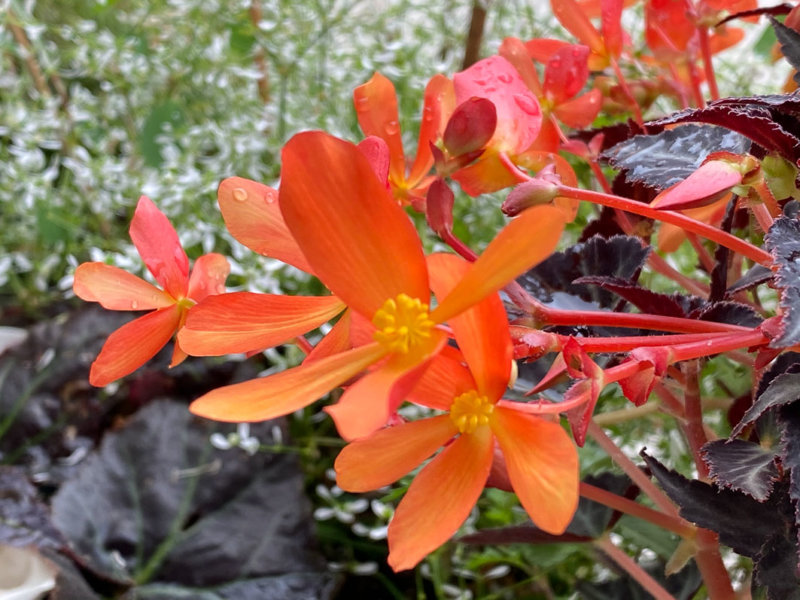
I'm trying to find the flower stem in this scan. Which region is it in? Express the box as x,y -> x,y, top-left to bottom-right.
594,536 -> 677,600
580,482 -> 695,538
587,421 -> 680,518
555,185 -> 773,266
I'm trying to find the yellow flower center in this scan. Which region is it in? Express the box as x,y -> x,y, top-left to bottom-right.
450,390 -> 494,434
372,293 -> 435,354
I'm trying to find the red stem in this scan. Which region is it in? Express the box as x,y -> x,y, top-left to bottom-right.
610,58 -> 645,127
594,537 -> 678,600
697,25 -> 719,101
556,185 -> 773,266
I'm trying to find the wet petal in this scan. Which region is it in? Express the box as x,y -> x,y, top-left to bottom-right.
179,292 -> 344,356
492,406 -> 579,534
499,37 -> 543,97
280,131 -> 428,317
335,415 -> 457,492
388,427 -> 493,571
408,74 -> 455,186
432,204 -> 565,323
553,89 -> 603,129
550,0 -> 605,55
326,329 -> 448,440
129,196 -> 189,299
353,72 -> 406,185
89,306 -> 182,387
189,343 -> 387,422
451,151 -> 526,196
73,263 -> 174,311
454,55 -> 542,155
427,253 -> 511,400
217,177 -> 313,273
544,44 -> 591,104
187,253 -> 230,302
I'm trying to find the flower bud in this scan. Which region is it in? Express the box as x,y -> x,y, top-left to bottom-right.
443,97 -> 496,156
501,179 -> 559,216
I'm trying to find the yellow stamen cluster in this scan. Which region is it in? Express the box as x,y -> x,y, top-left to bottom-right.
450,390 -> 494,434
372,293 -> 435,354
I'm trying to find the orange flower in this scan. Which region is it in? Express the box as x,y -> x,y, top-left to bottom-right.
189,131 -> 566,440
73,196 -> 229,386
335,254 -> 579,570
354,72 -> 454,207
176,177 -> 346,357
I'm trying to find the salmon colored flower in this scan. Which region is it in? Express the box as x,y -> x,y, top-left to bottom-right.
354,72 -> 454,208
449,54 -> 544,195
73,196 -> 229,387
189,131 -> 566,441
176,177 -> 347,357
335,253 -> 579,571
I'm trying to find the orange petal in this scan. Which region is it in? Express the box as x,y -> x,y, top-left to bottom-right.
451,151 -> 526,196
601,0 -> 623,59
189,343 -> 387,422
432,205 -> 565,323
179,292 -> 344,356
304,309 -> 353,364
388,427 -> 493,571
553,89 -> 603,129
491,407 -> 579,534
73,263 -> 174,311
326,329 -> 448,440
408,74 -> 455,186
89,306 -> 182,387
335,415 -> 457,492
129,196 -> 189,299
550,0 -> 604,55
499,37 -> 543,97
187,253 -> 230,302
525,38 -> 572,63
427,253 -> 511,400
353,73 -> 406,186
217,177 -> 313,273
280,131 -> 428,317
407,346 -> 476,410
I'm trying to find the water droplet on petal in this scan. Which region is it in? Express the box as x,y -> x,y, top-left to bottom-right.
384,120 -> 399,135
355,96 -> 369,111
232,187 -> 248,202
497,73 -> 512,84
265,190 -> 276,204
514,93 -> 540,116
215,284 -> 225,294
423,106 -> 434,122
130,300 -> 139,310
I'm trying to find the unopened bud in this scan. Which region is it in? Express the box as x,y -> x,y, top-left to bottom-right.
425,178 -> 454,237
501,179 -> 559,216
443,97 -> 497,156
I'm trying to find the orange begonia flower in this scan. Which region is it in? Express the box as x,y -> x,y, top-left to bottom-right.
335,253 -> 579,571
73,196 -> 229,387
189,131 -> 566,441
176,177 -> 347,357
354,72 -> 454,207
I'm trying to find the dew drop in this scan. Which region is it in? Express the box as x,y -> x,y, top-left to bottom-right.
265,190 -> 276,204
215,284 -> 225,294
384,120 -> 400,135
497,73 -> 512,84
514,93 -> 540,116
232,187 -> 248,202
355,96 -> 369,111
423,106 -> 434,122
131,300 -> 139,310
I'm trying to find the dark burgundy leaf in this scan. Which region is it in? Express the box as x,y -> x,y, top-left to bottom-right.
51,401 -> 333,596
766,217 -> 800,347
640,450 -> 783,557
602,124 -> 751,190
579,206 -> 627,241
649,105 -> 800,162
0,466 -> 63,549
727,265 -> 773,296
732,371 -> 800,437
778,403 -> 800,552
701,439 -> 779,501
523,235 -> 650,308
689,301 -> 763,328
770,16 -> 800,86
753,528 -> 800,600
717,4 -> 792,25
573,276 -> 687,317
125,574 -> 339,600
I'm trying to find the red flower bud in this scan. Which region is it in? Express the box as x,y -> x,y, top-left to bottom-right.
443,97 -> 497,156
